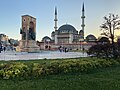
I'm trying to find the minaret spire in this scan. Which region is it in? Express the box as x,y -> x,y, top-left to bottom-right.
81,2 -> 85,39
82,2 -> 84,12
55,7 -> 57,15
54,7 -> 58,31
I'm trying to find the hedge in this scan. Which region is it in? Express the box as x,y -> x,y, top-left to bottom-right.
0,58 -> 119,79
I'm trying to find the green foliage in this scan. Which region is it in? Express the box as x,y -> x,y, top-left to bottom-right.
87,43 -> 120,59
1,66 -> 120,90
0,58 -> 119,79
0,62 -> 28,79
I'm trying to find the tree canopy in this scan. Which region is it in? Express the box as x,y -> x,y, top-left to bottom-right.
100,13 -> 120,42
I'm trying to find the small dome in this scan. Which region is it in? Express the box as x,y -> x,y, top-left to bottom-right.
58,24 -> 77,34
79,30 -> 84,33
51,31 -> 55,35
52,31 -> 55,34
86,34 -> 97,42
79,30 -> 84,35
42,36 -> 51,42
51,31 -> 55,36
98,37 -> 110,43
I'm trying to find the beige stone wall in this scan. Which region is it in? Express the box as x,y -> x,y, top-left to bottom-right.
22,15 -> 36,33
39,42 -> 95,51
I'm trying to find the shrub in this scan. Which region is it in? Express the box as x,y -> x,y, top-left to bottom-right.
87,43 -> 120,59
0,58 -> 119,79
0,62 -> 28,79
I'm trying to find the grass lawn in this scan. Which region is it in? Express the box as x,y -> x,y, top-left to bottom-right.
0,65 -> 120,90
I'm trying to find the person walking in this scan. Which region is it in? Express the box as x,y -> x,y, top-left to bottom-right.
3,47 -> 6,52
0,45 -> 2,53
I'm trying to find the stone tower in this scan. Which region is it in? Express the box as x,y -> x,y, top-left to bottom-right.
21,15 -> 36,41
54,7 -> 58,31
54,7 -> 58,44
81,3 -> 85,40
19,15 -> 39,52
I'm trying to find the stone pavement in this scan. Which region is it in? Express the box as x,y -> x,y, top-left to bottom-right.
0,51 -> 88,61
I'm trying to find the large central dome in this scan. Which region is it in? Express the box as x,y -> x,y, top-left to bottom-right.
58,24 -> 77,34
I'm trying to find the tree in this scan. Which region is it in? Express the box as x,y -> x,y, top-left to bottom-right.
100,13 -> 120,58
87,44 -> 113,59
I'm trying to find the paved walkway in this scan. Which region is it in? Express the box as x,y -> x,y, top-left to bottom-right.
0,51 -> 88,61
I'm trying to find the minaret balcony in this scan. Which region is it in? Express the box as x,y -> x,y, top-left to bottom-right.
81,24 -> 85,27
54,26 -> 58,29
54,19 -> 58,21
81,16 -> 85,18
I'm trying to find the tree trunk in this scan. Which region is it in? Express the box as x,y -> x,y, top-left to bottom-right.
111,37 -> 117,59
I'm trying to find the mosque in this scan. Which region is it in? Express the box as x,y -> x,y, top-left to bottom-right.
39,3 -> 97,50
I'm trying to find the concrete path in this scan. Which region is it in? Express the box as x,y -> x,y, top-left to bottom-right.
0,51 -> 88,61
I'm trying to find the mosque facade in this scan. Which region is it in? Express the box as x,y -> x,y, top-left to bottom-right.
51,4 -> 85,44
39,3 -> 97,50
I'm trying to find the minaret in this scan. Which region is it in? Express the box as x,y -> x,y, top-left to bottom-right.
54,7 -> 58,31
54,7 -> 58,44
81,3 -> 85,39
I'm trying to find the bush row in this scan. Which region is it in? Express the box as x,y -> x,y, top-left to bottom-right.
0,58 -> 119,79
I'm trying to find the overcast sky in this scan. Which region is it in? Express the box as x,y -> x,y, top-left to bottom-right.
0,0 -> 120,40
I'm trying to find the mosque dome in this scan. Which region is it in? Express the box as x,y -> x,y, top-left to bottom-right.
86,34 -> 97,42
42,36 -> 51,42
58,24 -> 77,34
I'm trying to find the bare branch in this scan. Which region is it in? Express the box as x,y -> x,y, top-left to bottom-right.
100,13 -> 120,42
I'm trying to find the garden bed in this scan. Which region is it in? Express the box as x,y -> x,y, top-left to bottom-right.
0,57 -> 119,79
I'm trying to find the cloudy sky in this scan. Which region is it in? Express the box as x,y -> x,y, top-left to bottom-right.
0,0 -> 120,40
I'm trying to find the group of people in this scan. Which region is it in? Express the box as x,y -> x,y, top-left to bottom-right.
58,46 -> 69,53
0,45 -> 6,53
0,45 -> 16,53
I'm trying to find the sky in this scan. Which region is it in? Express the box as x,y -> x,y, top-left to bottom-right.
0,0 -> 120,41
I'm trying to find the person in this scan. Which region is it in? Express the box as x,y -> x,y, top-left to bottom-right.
82,47 -> 85,54
64,47 -> 69,53
0,45 -> 2,53
58,46 -> 62,52
3,47 -> 6,52
0,47 -> 1,53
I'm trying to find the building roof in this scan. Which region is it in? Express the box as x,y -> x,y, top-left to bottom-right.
22,15 -> 36,19
58,24 -> 77,34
